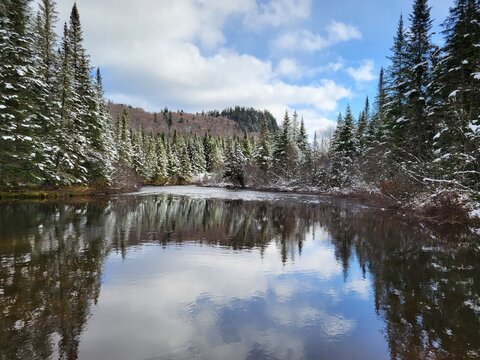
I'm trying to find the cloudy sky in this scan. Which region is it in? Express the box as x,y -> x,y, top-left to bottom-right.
54,0 -> 453,135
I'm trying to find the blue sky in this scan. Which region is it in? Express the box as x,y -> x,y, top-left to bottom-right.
55,0 -> 454,135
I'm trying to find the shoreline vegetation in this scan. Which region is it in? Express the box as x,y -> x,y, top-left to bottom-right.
1,0 -> 479,228
1,183 -> 479,227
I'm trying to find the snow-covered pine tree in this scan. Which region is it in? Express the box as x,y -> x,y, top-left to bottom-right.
328,106 -> 357,186
210,137 -> 225,171
166,139 -> 180,180
188,136 -> 206,176
253,114 -> 272,171
223,136 -> 246,187
154,135 -> 168,183
241,130 -> 252,159
32,0 -> 61,183
203,132 -> 215,172
144,133 -> 158,182
433,0 -> 480,190
178,138 -> 192,183
385,14 -> 409,164
404,0 -> 435,160
296,116 -> 311,166
56,22 -> 82,184
356,97 -> 369,152
363,68 -> 388,160
131,128 -> 146,178
93,68 -> 117,182
69,4 -> 107,182
273,110 -> 298,175
0,0 -> 44,186
117,110 -> 133,167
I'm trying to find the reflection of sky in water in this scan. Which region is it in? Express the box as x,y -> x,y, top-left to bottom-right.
79,225 -> 388,360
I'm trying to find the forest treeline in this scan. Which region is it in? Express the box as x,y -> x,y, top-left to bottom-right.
0,0 -> 479,209
224,0 -> 480,206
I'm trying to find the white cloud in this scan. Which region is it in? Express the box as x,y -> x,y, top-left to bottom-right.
243,0 -> 312,29
55,0 -> 350,134
273,21 -> 362,52
276,58 -> 302,78
346,60 -> 376,83
327,21 -> 362,43
276,58 -> 344,80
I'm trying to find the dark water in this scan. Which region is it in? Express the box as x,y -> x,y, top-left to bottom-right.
0,186 -> 479,360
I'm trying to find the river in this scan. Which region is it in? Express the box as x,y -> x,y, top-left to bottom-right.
0,186 -> 478,359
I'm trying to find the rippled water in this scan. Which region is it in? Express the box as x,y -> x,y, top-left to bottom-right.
0,186 -> 479,360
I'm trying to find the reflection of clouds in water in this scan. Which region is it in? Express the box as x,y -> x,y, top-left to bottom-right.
269,304 -> 355,337
344,278 -> 372,300
79,235 -> 353,360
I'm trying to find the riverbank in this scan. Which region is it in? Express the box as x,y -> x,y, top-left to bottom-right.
0,186 -> 107,200
197,182 -> 480,227
2,182 -> 479,227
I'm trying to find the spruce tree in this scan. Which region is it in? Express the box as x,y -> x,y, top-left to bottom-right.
241,130 -> 252,159
434,0 -> 480,190
117,110 -> 133,166
223,136 -> 246,187
178,139 -> 192,183
296,116 -> 311,166
366,68 -> 387,146
385,14 -> 409,162
404,0 -> 435,159
253,115 -> 272,171
92,68 -> 117,182
356,98 -> 369,151
329,106 -> 357,186
273,111 -> 297,174
132,129 -> 146,178
0,0 -> 44,186
144,134 -> 158,182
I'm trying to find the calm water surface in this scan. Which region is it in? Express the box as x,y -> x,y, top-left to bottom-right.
0,186 -> 479,360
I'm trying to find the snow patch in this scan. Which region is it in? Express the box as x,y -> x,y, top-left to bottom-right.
449,90 -> 459,98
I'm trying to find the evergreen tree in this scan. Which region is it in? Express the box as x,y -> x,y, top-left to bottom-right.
367,68 -> 388,146
241,130 -> 252,159
143,134 -> 158,182
253,115 -> 272,171
132,129 -> 146,177
385,14 -> 409,161
93,68 -> 117,181
166,140 -> 180,180
296,116 -> 311,165
404,0 -> 435,159
203,132 -> 214,172
356,97 -> 369,151
273,111 -> 297,174
329,106 -> 357,186
178,139 -> 192,183
117,110 -> 133,166
154,136 -> 168,183
223,136 -> 246,187
0,0 -> 44,186
32,0 -> 60,183
188,136 -> 206,176
434,0 -> 480,190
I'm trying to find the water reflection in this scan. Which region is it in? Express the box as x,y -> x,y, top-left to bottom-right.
0,189 -> 478,359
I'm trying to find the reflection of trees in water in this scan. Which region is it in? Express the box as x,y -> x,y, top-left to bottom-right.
0,195 -> 478,359
0,202 -> 111,359
322,206 -> 480,360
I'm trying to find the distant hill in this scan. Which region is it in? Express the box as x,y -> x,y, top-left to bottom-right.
223,107 -> 279,132
209,107 -> 279,133
108,103 -> 278,136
